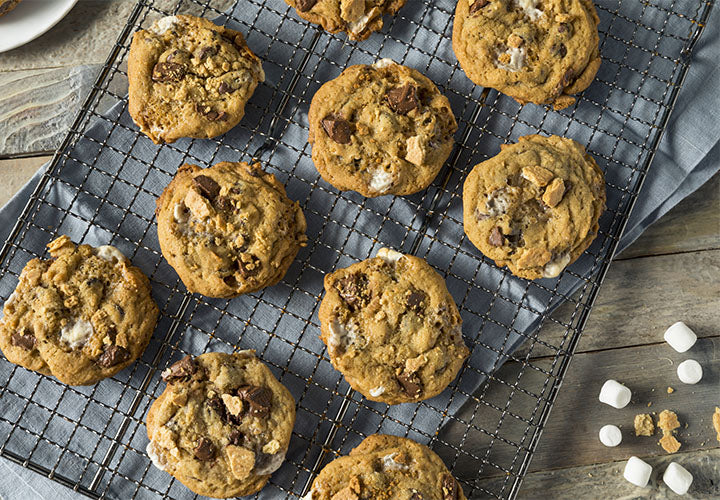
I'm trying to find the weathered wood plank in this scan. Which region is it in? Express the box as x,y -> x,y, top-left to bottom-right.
0,66 -> 101,156
0,156 -> 49,207
512,447 -> 720,499
618,170 -> 720,260
515,248 -> 720,358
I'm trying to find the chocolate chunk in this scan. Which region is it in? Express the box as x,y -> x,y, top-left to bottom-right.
321,114 -> 352,144
11,332 -> 36,350
397,370 -> 423,398
296,0 -> 318,12
552,43 -> 567,57
97,345 -> 129,368
192,175 -> 221,200
238,255 -> 262,278
196,104 -> 229,121
441,474 -> 459,500
218,81 -> 232,94
236,385 -> 272,417
194,437 -> 216,461
488,226 -> 504,247
151,62 -> 186,83
215,196 -> 233,213
406,289 -> 427,312
197,45 -> 217,60
162,355 -> 197,383
228,429 -> 244,446
386,84 -> 419,114
207,396 -> 227,419
334,273 -> 369,309
469,0 -> 489,14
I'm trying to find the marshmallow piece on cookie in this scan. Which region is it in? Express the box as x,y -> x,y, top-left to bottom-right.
677,359 -> 703,384
663,462 -> 693,495
623,456 -> 652,487
664,322 -> 697,353
599,379 -> 631,409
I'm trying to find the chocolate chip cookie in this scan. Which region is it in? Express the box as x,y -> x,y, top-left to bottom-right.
284,0 -> 406,41
463,135 -> 606,280
303,434 -> 467,499
156,161 -> 307,298
452,0 -> 601,109
0,236 -> 159,385
0,0 -> 21,17
128,15 -> 265,144
146,351 -> 296,498
308,60 -> 457,197
318,248 -> 468,404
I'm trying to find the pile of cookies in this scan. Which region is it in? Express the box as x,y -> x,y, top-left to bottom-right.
0,2 -> 609,497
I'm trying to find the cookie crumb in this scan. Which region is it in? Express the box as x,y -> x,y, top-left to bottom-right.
667,386 -> 674,394
659,434 -> 681,454
713,407 -> 720,442
657,410 -> 682,453
634,414 -> 654,436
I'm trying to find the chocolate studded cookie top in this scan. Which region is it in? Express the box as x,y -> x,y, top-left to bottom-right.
318,248 -> 469,405
284,0 -> 407,41
306,434 -> 467,500
0,235 -> 159,385
155,161 -> 307,298
452,0 -> 601,109
128,15 -> 265,143
146,351 -> 296,498
308,60 -> 458,197
463,134 -> 606,280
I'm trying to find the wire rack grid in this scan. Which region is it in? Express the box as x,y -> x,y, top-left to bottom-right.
0,0 -> 714,498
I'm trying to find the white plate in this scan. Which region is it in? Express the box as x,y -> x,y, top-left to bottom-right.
0,0 -> 79,53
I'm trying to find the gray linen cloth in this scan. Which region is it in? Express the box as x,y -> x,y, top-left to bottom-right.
0,1 -> 717,499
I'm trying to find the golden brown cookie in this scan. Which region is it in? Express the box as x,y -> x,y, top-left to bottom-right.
309,60 -> 457,197
303,434 -> 467,499
156,161 -> 307,298
318,248 -> 468,404
0,236 -> 159,385
146,351 -> 296,498
128,15 -> 264,143
463,135 -> 606,280
0,0 -> 21,17
452,0 -> 601,109
284,0 -> 406,41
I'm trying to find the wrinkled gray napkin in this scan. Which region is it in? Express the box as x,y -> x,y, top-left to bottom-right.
0,1 -> 717,499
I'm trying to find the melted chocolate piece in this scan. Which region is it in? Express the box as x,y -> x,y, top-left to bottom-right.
397,370 -> 423,398
441,474 -> 459,500
228,429 -> 244,446
469,0 -> 490,14
194,437 -> 216,461
97,345 -> 129,368
11,332 -> 36,350
386,84 -> 419,115
162,355 -> 198,383
151,62 -> 186,82
321,114 -> 352,144
236,385 -> 272,417
296,0 -> 318,12
406,289 -> 427,312
334,273 -> 369,309
193,175 -> 221,200
488,226 -> 504,247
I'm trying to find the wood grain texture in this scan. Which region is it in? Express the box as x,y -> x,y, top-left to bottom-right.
0,156 -> 49,207
0,65 -> 100,155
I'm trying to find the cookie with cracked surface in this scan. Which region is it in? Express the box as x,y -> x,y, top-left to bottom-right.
304,434 -> 467,499
146,351 -> 296,498
308,60 -> 457,197
0,0 -> 21,17
285,0 -> 406,41
156,161 -> 307,298
318,248 -> 468,405
463,135 -> 606,280
0,236 -> 159,385
128,15 -> 265,144
452,0 -> 601,109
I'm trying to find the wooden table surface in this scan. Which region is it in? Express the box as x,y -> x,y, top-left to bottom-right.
1,2 -> 718,499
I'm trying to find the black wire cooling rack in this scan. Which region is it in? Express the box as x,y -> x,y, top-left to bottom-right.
0,0 -> 714,498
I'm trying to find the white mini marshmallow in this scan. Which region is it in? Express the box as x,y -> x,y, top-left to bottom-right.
677,359 -> 703,384
664,322 -> 697,353
623,456 -> 653,487
599,379 -> 632,409
663,462 -> 693,495
598,424 -> 622,447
